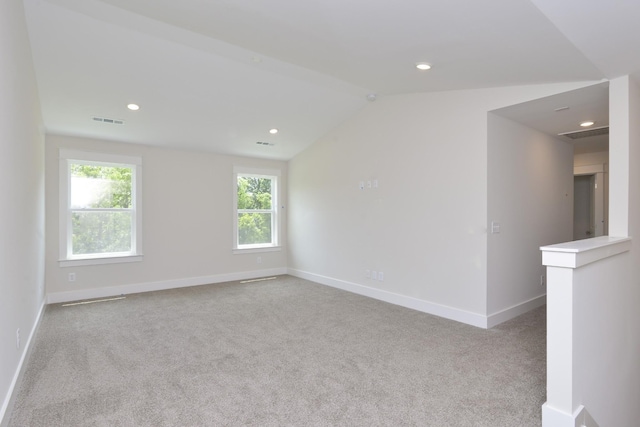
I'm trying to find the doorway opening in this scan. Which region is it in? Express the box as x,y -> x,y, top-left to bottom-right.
573,165 -> 607,240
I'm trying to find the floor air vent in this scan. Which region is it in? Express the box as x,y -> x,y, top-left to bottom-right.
62,296 -> 126,307
558,126 -> 609,139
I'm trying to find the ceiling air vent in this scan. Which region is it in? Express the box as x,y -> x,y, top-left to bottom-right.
558,126 -> 609,140
92,116 -> 125,125
256,141 -> 275,146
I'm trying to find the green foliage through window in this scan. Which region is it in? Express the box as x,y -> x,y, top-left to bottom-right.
70,162 -> 134,255
70,164 -> 132,208
72,211 -> 132,255
237,175 -> 275,246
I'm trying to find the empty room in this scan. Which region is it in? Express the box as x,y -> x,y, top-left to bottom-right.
2,0 -> 640,426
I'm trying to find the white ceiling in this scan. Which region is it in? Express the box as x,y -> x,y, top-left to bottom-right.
492,82 -> 610,154
23,0 -> 640,160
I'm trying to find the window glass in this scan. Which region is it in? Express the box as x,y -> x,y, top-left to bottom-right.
235,172 -> 278,249
59,150 -> 142,265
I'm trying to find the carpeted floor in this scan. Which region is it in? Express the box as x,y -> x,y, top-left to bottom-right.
9,275 -> 546,426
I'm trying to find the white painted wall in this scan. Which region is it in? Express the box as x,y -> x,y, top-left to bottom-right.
626,74 -> 640,427
0,0 -> 45,423
487,114 -> 573,319
574,150 -> 608,167
288,82 -> 596,326
45,135 -> 288,301
569,75 -> 640,427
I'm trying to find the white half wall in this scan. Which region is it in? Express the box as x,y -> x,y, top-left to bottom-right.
45,135 -> 288,297
487,113 -> 573,317
542,74 -> 640,427
571,74 -> 640,427
287,82 -> 598,325
541,237 -> 632,427
0,0 -> 46,423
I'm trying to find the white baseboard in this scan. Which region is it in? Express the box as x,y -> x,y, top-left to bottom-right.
0,300 -> 46,427
487,294 -> 547,328
47,268 -> 288,304
287,268 -> 489,328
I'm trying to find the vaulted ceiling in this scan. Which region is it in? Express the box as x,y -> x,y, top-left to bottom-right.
24,0 -> 640,160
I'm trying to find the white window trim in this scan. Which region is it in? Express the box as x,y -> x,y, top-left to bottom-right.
59,149 -> 143,267
233,166 -> 281,253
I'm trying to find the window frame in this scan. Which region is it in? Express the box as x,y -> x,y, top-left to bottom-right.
233,166 -> 281,253
59,149 -> 143,267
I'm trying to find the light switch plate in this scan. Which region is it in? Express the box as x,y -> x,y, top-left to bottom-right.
491,221 -> 500,234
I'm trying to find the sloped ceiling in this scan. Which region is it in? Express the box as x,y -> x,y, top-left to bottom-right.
492,82 -> 610,154
23,0 -> 640,160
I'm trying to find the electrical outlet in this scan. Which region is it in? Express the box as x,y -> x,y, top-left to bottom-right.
68,272 -> 76,282
378,271 -> 384,281
371,271 -> 378,280
16,328 -> 20,349
365,269 -> 370,278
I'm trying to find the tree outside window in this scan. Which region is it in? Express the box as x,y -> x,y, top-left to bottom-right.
236,174 -> 277,248
70,163 -> 134,255
59,149 -> 142,265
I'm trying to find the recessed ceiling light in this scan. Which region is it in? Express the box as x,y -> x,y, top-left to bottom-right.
127,103 -> 140,111
580,121 -> 595,127
269,128 -> 278,134
415,62 -> 432,71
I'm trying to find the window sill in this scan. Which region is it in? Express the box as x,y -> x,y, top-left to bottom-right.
59,254 -> 143,267
232,246 -> 282,255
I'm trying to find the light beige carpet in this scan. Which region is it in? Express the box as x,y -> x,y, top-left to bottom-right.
9,275 -> 546,426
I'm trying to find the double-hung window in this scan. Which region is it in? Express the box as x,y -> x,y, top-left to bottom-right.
233,167 -> 280,251
59,149 -> 142,266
